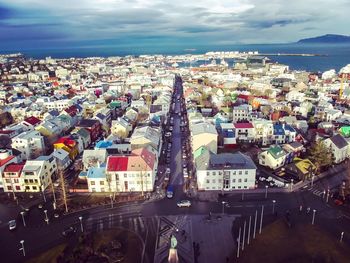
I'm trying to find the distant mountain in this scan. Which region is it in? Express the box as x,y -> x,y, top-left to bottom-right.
297,34 -> 350,44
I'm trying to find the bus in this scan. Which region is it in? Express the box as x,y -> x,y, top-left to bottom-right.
166,185 -> 174,198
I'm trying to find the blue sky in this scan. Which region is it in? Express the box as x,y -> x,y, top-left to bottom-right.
0,0 -> 349,50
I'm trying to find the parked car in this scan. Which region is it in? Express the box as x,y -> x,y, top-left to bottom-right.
183,170 -> 188,178
177,200 -> 191,207
62,226 -> 77,236
8,220 -> 16,231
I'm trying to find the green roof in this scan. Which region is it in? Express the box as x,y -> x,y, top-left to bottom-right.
340,126 -> 350,137
268,145 -> 285,159
109,101 -> 121,108
194,146 -> 209,159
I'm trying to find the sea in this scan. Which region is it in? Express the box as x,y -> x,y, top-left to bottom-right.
2,43 -> 350,72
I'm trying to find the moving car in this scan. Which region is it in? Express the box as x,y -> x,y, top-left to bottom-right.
8,220 -> 16,231
166,185 -> 174,198
62,226 -> 77,236
177,200 -> 191,207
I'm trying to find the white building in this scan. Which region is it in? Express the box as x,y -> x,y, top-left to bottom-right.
323,135 -> 349,164
232,105 -> 252,122
12,130 -> 45,160
195,147 -> 257,191
22,155 -> 57,192
44,99 -> 74,112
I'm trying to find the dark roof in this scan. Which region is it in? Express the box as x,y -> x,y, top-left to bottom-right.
288,141 -> 304,149
48,110 -> 60,117
330,134 -> 348,149
77,119 -> 100,128
96,113 -> 105,119
150,105 -> 162,113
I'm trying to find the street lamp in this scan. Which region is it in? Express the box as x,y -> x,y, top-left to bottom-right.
326,189 -> 330,203
110,194 -> 113,208
265,185 -> 268,199
222,201 -> 227,215
20,211 -> 26,227
272,200 -> 276,214
312,209 -> 316,225
19,240 -> 25,257
340,232 -> 344,243
44,209 -> 49,224
79,216 -> 83,232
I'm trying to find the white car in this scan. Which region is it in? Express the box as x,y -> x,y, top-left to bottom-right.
8,220 -> 16,230
177,200 -> 191,207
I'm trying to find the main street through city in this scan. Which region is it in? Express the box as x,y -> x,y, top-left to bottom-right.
1,76 -> 350,262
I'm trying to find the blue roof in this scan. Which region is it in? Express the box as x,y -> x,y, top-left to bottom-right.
273,124 -> 285,136
284,124 -> 296,132
151,115 -> 161,124
95,140 -> 113,148
48,110 -> 60,117
87,167 -> 106,179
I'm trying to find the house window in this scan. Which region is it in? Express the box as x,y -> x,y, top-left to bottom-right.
7,186 -> 12,191
100,181 -> 104,185
206,179 -> 210,184
212,171 -> 216,175
232,179 -> 236,183
33,186 -> 37,190
14,179 -> 19,183
232,171 -> 236,175
218,179 -> 222,183
207,172 -> 210,176
124,173 -> 127,178
115,174 -> 119,180
16,186 -> 21,190
238,179 -> 242,183
25,186 -> 30,190
91,181 -> 95,185
5,179 -> 11,183
212,179 -> 216,183
239,171 -> 242,175
34,179 -> 38,183
245,171 -> 248,175
29,179 -> 34,183
244,178 -> 248,182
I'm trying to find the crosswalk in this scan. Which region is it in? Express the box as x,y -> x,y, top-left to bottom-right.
308,186 -> 326,197
84,213 -> 158,239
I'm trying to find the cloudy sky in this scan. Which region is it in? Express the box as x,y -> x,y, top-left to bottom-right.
0,0 -> 349,49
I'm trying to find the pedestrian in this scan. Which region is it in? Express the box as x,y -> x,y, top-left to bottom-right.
307,207 -> 310,214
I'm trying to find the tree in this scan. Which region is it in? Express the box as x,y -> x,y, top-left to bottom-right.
308,140 -> 333,173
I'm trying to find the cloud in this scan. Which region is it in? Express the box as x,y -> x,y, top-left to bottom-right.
0,0 -> 349,48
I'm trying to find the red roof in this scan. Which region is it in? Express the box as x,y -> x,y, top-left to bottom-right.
64,105 -> 78,117
234,123 -> 254,129
4,163 -> 25,175
107,156 -> 129,172
23,116 -> 41,126
0,130 -> 14,135
54,137 -> 77,147
0,155 -> 15,167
